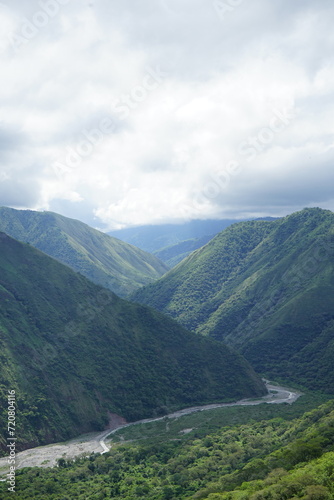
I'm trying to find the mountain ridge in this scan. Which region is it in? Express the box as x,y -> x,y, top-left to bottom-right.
132,208 -> 334,392
0,207 -> 169,297
109,217 -> 279,266
0,231 -> 266,452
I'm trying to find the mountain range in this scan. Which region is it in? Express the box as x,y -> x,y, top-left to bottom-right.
108,219 -> 242,253
0,231 -> 266,452
132,208 -> 334,392
0,207 -> 168,297
1,205 -> 334,499
109,218 -> 278,267
108,219 -> 245,266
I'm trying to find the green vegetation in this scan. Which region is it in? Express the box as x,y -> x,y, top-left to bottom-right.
5,398 -> 334,499
109,390 -> 331,446
132,219 -> 275,331
0,232 -> 266,453
0,207 -> 169,297
1,209 -> 333,499
108,219 -> 244,254
132,208 -> 334,393
154,236 -> 213,267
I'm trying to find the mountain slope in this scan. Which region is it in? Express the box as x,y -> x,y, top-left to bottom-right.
108,219 -> 246,254
0,232 -> 266,452
132,208 -> 334,391
0,207 -> 169,297
153,234 -> 214,267
109,218 -> 278,265
132,219 -> 275,331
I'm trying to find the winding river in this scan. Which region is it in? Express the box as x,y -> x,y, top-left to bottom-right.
0,381 -> 301,473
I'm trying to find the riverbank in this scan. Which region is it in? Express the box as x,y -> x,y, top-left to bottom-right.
0,381 -> 301,474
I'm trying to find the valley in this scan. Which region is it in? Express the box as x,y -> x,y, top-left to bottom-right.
0,382 -> 302,473
0,207 -> 333,499
133,208 -> 334,394
2,392 -> 333,499
0,207 -> 168,297
2,2 -> 333,497
0,229 -> 266,453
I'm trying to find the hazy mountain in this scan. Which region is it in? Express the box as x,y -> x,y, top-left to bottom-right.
0,207 -> 169,297
132,208 -> 334,391
0,232 -> 266,451
153,235 -> 214,267
108,219 -> 246,254
110,218 -> 278,267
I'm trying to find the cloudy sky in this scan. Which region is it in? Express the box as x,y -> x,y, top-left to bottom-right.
0,0 -> 334,229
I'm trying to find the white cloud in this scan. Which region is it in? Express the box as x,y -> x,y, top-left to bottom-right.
0,0 -> 334,228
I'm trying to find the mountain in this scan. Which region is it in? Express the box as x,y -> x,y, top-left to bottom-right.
0,232 -> 266,452
132,208 -> 334,392
0,207 -> 169,297
109,218 -> 278,267
154,234 -> 214,267
108,219 -> 246,255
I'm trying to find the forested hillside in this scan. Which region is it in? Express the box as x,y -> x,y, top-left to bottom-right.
0,232 -> 266,452
133,208 -> 334,392
7,399 -> 334,499
109,218 -> 277,266
0,207 -> 168,297
108,219 -> 244,254
153,235 -> 214,267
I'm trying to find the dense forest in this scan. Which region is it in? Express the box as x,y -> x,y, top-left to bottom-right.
4,399 -> 334,499
0,207 -> 168,297
1,208 -> 334,499
0,231 -> 265,452
132,208 -> 334,393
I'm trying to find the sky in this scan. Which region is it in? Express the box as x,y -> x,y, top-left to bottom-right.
0,0 -> 334,230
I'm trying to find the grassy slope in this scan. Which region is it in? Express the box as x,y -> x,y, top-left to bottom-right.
0,232 -> 266,452
133,208 -> 334,391
0,207 -> 169,297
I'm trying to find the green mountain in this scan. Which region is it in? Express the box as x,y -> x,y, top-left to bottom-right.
0,207 -> 169,297
109,218 -> 278,266
108,219 -> 245,254
0,232 -> 266,452
153,235 -> 214,267
9,398 -> 334,499
132,208 -> 334,392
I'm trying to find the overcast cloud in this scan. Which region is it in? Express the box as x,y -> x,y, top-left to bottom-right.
0,0 -> 334,229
